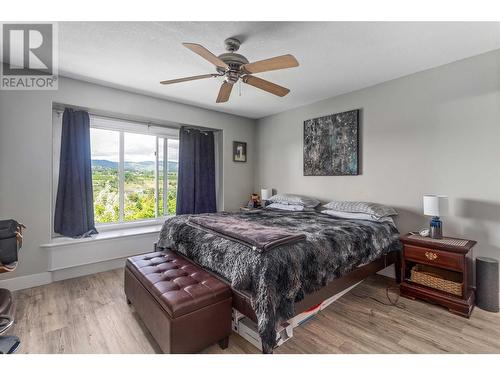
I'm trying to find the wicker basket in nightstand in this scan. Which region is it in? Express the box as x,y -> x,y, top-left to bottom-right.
410,264 -> 462,296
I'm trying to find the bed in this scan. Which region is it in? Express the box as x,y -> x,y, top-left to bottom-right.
157,209 -> 402,353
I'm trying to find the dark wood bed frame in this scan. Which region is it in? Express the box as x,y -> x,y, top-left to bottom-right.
228,251 -> 400,323
157,244 -> 401,325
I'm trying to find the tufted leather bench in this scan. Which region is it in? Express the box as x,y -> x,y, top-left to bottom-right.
125,250 -> 232,353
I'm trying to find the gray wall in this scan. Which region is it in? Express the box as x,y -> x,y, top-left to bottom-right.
256,50 -> 500,284
0,76 -> 255,281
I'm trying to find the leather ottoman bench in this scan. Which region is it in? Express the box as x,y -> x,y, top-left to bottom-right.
125,250 -> 232,353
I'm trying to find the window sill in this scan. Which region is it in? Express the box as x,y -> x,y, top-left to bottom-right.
41,224 -> 163,249
96,217 -> 169,232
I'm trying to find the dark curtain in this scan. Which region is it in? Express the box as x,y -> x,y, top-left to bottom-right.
54,108 -> 97,237
176,127 -> 217,215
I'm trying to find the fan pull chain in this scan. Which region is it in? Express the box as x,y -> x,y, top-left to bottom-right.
239,80 -> 242,96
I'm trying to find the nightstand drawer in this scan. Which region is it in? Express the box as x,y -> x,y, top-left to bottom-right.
404,245 -> 464,271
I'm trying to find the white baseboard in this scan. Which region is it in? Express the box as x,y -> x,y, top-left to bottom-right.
0,258 -> 128,291
51,257 -> 127,282
0,272 -> 52,291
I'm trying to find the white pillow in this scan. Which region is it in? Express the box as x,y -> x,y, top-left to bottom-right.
266,203 -> 306,211
268,193 -> 320,208
322,201 -> 397,219
322,209 -> 380,221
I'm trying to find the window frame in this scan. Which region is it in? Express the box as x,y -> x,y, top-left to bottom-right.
89,116 -> 179,230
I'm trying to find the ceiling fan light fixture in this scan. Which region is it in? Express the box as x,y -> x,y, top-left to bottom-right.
224,70 -> 240,84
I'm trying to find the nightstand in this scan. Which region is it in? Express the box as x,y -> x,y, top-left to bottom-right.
400,233 -> 476,318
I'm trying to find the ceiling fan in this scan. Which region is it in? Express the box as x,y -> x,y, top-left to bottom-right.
160,38 -> 299,103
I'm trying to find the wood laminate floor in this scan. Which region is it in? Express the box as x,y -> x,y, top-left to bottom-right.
9,269 -> 500,354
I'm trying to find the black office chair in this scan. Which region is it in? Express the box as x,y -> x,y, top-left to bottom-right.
0,220 -> 24,354
0,287 -> 20,354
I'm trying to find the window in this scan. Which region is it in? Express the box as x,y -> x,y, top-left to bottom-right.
90,116 -> 179,225
158,138 -> 179,216
91,128 -> 120,223
123,132 -> 156,221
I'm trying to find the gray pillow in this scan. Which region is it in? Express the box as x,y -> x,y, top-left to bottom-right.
268,193 -> 320,208
322,201 -> 397,219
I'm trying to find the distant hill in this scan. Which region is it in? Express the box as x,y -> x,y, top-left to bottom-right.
92,159 -> 178,173
92,159 -> 117,169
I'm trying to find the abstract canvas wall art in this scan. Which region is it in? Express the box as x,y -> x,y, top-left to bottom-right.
303,109 -> 359,176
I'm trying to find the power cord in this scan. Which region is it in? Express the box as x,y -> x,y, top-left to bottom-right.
351,285 -> 406,310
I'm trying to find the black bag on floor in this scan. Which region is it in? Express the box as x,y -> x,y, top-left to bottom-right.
0,220 -> 20,265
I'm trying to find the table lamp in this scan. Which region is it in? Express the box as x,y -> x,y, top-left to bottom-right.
261,188 -> 272,206
423,194 -> 448,239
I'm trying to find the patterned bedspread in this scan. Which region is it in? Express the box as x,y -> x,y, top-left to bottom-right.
157,209 -> 401,353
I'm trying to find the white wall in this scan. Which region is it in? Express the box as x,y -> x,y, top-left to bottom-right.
256,50 -> 500,285
0,76 -> 255,285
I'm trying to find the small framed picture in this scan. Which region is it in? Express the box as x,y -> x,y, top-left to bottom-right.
233,141 -> 247,162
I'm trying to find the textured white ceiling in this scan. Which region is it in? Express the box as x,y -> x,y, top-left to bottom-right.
57,22 -> 500,119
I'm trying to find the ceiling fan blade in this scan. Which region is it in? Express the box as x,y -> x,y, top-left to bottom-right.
241,54 -> 299,74
183,43 -> 229,70
216,81 -> 233,103
160,73 -> 219,85
242,75 -> 290,97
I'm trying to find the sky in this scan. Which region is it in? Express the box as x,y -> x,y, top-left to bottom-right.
90,128 -> 179,162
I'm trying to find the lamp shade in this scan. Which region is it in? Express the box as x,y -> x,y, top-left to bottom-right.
423,195 -> 448,217
261,188 -> 272,201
